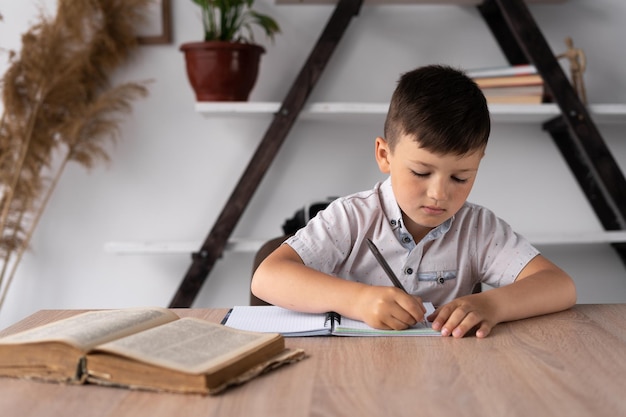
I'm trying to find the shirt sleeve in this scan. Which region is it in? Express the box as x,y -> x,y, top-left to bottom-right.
285,198 -> 355,275
473,208 -> 540,287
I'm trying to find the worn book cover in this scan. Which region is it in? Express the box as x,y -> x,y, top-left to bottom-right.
0,307 -> 305,394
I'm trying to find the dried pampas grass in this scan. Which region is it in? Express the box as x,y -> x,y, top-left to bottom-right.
0,0 -> 153,312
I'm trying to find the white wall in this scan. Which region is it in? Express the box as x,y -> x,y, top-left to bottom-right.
1,0 -> 625,329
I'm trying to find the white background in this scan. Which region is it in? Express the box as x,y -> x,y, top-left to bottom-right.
0,0 -> 625,328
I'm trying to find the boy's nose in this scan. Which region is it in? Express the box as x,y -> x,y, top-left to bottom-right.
427,180 -> 448,202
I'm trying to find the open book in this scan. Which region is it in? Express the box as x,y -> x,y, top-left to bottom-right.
0,307 -> 304,394
223,303 -> 441,337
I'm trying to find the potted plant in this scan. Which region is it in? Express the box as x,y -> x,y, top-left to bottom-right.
181,0 -> 281,101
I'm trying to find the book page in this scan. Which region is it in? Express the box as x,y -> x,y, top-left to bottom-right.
223,306 -> 331,336
91,318 -> 281,374
0,307 -> 179,350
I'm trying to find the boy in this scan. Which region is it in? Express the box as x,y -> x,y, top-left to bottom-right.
251,65 -> 576,338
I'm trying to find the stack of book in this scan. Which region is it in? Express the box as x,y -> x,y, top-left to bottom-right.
467,64 -> 547,105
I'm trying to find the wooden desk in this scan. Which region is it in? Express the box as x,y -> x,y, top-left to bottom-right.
1,305 -> 625,417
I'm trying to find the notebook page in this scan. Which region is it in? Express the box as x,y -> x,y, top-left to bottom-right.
333,302 -> 440,336
223,306 -> 330,336
334,318 -> 440,336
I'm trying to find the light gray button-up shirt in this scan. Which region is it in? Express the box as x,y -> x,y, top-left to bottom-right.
286,177 -> 539,306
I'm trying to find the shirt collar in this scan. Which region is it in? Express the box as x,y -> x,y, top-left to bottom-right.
380,177 -> 454,243
380,178 -> 403,229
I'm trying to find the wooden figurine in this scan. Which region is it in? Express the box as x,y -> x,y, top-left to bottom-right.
557,37 -> 587,105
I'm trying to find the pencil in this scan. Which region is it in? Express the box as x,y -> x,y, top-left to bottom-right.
366,238 -> 429,326
366,238 -> 407,292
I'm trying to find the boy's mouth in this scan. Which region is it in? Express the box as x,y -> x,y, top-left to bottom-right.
422,205 -> 445,215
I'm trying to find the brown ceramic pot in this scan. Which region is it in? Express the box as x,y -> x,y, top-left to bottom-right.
180,41 -> 265,101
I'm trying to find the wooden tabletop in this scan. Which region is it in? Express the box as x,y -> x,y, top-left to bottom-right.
1,304 -> 625,417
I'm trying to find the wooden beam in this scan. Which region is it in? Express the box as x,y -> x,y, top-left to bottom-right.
487,0 -> 626,229
481,0 -> 626,267
168,0 -> 364,308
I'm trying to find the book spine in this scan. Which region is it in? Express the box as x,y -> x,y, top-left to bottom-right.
474,75 -> 543,89
466,64 -> 537,78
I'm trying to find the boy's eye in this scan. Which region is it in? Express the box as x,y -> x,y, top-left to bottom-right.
412,171 -> 469,184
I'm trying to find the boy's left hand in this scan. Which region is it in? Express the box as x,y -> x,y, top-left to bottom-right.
428,256 -> 576,338
428,295 -> 497,338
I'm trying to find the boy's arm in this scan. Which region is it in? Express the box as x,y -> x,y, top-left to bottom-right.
251,244 -> 427,330
430,254 -> 577,338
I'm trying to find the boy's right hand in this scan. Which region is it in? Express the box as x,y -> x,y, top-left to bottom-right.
353,286 -> 426,330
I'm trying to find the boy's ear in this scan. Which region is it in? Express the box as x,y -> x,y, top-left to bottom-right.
375,136 -> 391,174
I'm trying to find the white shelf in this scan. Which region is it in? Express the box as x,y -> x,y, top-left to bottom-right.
105,230 -> 626,255
195,102 -> 388,117
196,102 -> 626,124
528,230 -> 626,245
104,238 -> 269,255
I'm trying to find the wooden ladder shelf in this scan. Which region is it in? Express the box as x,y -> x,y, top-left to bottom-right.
169,0 -> 626,308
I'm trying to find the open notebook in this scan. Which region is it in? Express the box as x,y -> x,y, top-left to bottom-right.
222,303 -> 440,337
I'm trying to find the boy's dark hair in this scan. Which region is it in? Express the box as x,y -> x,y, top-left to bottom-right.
384,65 -> 490,155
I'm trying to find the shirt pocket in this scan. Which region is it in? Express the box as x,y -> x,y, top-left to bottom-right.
416,270 -> 457,285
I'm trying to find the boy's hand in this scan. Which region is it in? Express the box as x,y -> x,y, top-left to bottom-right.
429,295 -> 497,338
353,286 -> 426,330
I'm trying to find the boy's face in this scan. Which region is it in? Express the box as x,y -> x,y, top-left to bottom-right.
375,134 -> 483,239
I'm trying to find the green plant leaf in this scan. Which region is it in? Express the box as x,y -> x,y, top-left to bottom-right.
191,0 -> 280,43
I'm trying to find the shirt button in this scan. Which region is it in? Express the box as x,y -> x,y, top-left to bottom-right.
402,236 -> 411,243
405,267 -> 413,275
438,277 -> 445,284
390,220 -> 397,226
